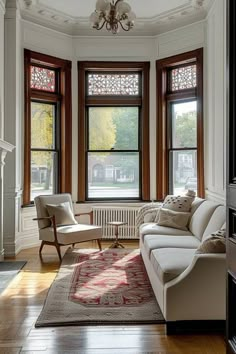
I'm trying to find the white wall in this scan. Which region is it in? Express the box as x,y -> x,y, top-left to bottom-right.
0,0 -> 5,139
4,0 -> 22,256
205,0 -> 226,204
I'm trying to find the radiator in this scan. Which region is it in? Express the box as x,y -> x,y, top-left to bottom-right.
93,206 -> 139,239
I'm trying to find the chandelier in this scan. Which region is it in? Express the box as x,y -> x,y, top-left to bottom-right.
90,0 -> 136,34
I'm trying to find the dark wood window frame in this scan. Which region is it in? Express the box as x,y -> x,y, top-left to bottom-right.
156,48 -> 204,200
78,61 -> 150,202
23,49 -> 72,206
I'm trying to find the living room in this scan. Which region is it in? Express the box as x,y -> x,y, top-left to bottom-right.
0,0 -> 229,353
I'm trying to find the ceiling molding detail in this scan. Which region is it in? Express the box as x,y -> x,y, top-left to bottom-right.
19,0 -> 212,36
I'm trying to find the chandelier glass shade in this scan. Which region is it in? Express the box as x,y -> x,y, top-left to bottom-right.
90,0 -> 136,34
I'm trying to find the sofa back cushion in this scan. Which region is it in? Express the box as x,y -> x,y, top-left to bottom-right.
189,200 -> 221,240
189,197 -> 205,218
202,205 -> 226,242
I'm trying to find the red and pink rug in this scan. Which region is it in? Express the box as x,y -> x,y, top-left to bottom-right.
36,248 -> 164,327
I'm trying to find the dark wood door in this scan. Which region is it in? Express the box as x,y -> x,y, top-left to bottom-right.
227,1 -> 236,353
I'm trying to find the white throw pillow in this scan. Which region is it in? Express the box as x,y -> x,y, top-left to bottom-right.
196,225 -> 226,254
157,208 -> 190,230
196,235 -> 226,254
162,195 -> 194,213
46,202 -> 78,226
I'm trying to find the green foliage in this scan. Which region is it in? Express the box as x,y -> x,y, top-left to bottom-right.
174,111 -> 197,147
112,107 -> 138,150
89,107 -> 116,150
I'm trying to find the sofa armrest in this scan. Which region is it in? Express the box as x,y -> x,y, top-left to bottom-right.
164,253 -> 226,321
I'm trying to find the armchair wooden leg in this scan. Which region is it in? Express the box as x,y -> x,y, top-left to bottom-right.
39,241 -> 45,256
55,244 -> 62,261
72,243 -> 75,248
97,239 -> 102,251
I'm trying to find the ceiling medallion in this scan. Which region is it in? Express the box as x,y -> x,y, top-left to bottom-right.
90,0 -> 136,34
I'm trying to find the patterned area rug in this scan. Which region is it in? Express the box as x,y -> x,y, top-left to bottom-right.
35,248 -> 164,327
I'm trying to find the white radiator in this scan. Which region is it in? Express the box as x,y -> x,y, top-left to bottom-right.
93,206 -> 139,239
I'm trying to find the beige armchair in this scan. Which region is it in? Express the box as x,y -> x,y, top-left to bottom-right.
34,194 -> 102,260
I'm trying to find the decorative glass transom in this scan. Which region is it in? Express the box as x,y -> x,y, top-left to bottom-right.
171,65 -> 197,91
88,74 -> 139,96
30,66 -> 56,92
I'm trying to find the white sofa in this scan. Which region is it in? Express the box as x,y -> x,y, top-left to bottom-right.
139,198 -> 226,333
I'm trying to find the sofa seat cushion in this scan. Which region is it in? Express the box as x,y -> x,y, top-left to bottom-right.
143,235 -> 200,257
39,224 -> 102,245
150,248 -> 196,284
140,223 -> 193,238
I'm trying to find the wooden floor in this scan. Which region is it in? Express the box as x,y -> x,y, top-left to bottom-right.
0,240 -> 226,354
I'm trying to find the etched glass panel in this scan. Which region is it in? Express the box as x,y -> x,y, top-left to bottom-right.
30,66 -> 56,92
88,74 -> 139,96
171,65 -> 196,91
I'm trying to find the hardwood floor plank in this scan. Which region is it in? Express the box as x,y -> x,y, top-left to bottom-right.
0,243 -> 226,354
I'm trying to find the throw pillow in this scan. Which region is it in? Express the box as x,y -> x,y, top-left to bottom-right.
157,208 -> 190,230
46,202 -> 78,226
196,226 -> 226,254
162,195 -> 194,213
196,236 -> 226,254
143,208 -> 160,223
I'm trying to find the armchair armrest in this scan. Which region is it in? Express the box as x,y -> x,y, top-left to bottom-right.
33,216 -> 54,221
33,215 -> 59,243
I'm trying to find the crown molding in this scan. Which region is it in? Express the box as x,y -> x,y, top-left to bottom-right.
19,0 -> 209,36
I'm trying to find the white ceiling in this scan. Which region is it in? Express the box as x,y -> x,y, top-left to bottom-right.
36,0 -> 188,19
19,0 -> 212,36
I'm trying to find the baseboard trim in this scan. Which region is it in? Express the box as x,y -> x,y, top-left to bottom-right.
166,320 -> 226,335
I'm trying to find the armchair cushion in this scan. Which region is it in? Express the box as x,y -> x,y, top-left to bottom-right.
46,202 -> 78,226
34,194 -> 74,229
39,224 -> 102,245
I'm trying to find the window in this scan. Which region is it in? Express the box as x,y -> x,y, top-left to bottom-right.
23,50 -> 72,205
78,62 -> 150,202
30,102 -> 59,201
156,49 -> 204,199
